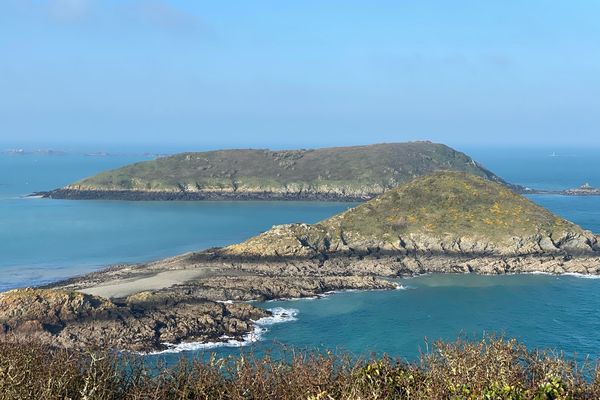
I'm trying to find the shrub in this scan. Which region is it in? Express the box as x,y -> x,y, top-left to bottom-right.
1,335 -> 600,399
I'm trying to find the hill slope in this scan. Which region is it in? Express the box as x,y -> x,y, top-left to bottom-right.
224,171 -> 598,258
45,142 -> 518,201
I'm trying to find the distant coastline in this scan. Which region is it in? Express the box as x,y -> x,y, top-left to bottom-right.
32,188 -> 373,202
523,183 -> 600,196
32,184 -> 600,201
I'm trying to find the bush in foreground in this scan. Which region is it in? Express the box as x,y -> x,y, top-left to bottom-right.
1,336 -> 599,399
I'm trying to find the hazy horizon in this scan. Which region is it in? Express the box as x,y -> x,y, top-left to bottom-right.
2,140 -> 600,156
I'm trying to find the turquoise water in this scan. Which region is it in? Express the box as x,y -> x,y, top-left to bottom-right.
0,153 -> 355,291
2,148 -> 600,360
254,273 -> 600,360
464,147 -> 600,192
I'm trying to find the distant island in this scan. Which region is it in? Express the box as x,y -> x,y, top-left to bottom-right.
523,182 -> 600,196
2,148 -> 66,156
3,172 -> 599,352
562,182 -> 600,195
37,142 -> 522,201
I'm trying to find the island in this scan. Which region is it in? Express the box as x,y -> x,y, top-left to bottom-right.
37,142 -> 521,201
562,183 -> 600,196
3,171 -> 599,352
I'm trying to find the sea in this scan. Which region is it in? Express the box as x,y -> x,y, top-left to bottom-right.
1,146 -> 600,362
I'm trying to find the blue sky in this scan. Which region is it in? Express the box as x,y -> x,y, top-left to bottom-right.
1,1 -> 598,149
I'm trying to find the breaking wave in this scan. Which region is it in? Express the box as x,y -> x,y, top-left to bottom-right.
146,307 -> 299,355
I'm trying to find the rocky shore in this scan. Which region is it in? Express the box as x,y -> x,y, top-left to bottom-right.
3,234 -> 598,353
36,188 -> 372,202
4,172 -> 600,352
0,288 -> 269,352
0,264 -> 396,352
37,185 -> 600,201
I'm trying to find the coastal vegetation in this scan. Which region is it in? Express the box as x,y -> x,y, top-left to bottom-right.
225,171 -> 596,257
1,336 -> 599,399
43,142 -> 518,201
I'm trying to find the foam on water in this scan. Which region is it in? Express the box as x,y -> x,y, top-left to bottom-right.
267,296 -> 320,302
521,271 -> 600,279
146,307 -> 299,355
257,307 -> 299,325
563,272 -> 600,279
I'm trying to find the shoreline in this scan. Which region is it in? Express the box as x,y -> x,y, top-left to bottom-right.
136,269 -> 600,355
34,188 -> 373,202
31,186 -> 600,202
143,306 -> 300,355
2,253 -> 600,353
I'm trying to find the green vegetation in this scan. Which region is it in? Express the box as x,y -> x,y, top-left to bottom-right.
64,142 -> 512,198
227,171 -> 586,257
322,171 -> 576,243
2,336 -> 599,399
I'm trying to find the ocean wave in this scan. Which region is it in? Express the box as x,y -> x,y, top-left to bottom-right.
256,307 -> 299,325
266,295 -> 320,302
323,284 -> 407,295
146,307 -> 298,355
563,272 -> 600,279
523,271 -> 554,276
517,271 -> 600,279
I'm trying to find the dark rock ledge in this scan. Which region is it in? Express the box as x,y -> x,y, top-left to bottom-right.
34,188 -> 372,202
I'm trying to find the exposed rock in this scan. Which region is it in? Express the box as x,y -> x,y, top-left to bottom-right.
142,275 -> 398,303
0,288 -> 268,352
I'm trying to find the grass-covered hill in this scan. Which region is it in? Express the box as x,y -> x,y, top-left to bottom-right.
47,142 -> 519,200
225,171 -> 597,257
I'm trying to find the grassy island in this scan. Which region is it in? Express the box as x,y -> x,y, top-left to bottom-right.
43,142 -> 520,201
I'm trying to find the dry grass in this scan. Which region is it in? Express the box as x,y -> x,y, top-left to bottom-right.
1,336 -> 600,399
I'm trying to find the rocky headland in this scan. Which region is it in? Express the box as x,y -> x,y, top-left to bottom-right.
4,172 -> 600,352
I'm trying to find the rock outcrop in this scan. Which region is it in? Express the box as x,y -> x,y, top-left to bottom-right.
0,288 -> 269,352
0,277 -> 396,352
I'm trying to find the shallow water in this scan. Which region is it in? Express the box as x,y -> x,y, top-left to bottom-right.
0,153 -> 354,290
145,273 -> 600,364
